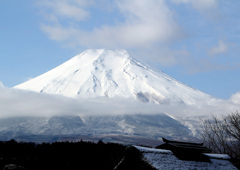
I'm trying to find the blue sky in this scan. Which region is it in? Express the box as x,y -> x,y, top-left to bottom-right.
0,0 -> 240,99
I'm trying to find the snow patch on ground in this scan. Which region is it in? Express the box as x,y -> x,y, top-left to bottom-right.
118,120 -> 135,134
203,153 -> 230,159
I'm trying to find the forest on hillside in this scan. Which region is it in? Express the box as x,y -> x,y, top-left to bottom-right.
0,140 -> 125,170
0,139 -> 156,170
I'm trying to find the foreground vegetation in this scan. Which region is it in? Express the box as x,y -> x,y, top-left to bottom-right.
0,140 -> 125,170
202,111 -> 240,169
0,139 -> 155,170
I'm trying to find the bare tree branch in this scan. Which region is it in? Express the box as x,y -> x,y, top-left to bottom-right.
201,111 -> 240,160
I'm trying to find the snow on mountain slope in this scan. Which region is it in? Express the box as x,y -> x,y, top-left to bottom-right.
6,49 -> 236,143
15,49 -> 215,105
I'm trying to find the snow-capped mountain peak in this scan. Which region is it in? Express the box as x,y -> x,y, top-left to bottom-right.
15,49 -> 213,105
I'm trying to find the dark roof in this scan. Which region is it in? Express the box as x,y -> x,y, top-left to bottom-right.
162,138 -> 211,153
162,137 -> 203,146
156,138 -> 212,161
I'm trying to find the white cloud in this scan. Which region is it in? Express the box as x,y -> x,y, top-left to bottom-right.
39,0 -> 182,49
37,0 -> 233,72
114,0 -> 181,45
0,81 -> 3,88
0,86 -> 162,118
209,40 -> 228,56
0,85 -> 238,119
171,0 -> 217,11
230,92 -> 240,105
39,0 -> 93,22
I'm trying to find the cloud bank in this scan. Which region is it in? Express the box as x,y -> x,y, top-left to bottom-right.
0,85 -> 238,119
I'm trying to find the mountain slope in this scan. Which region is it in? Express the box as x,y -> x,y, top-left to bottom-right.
5,49 -> 232,143
15,49 -> 214,105
0,114 -> 193,144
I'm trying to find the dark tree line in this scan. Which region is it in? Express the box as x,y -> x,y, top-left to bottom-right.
201,111 -> 240,168
0,140 -> 126,170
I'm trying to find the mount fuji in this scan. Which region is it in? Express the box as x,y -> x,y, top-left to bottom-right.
15,49 -> 214,105
1,49 -> 230,145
